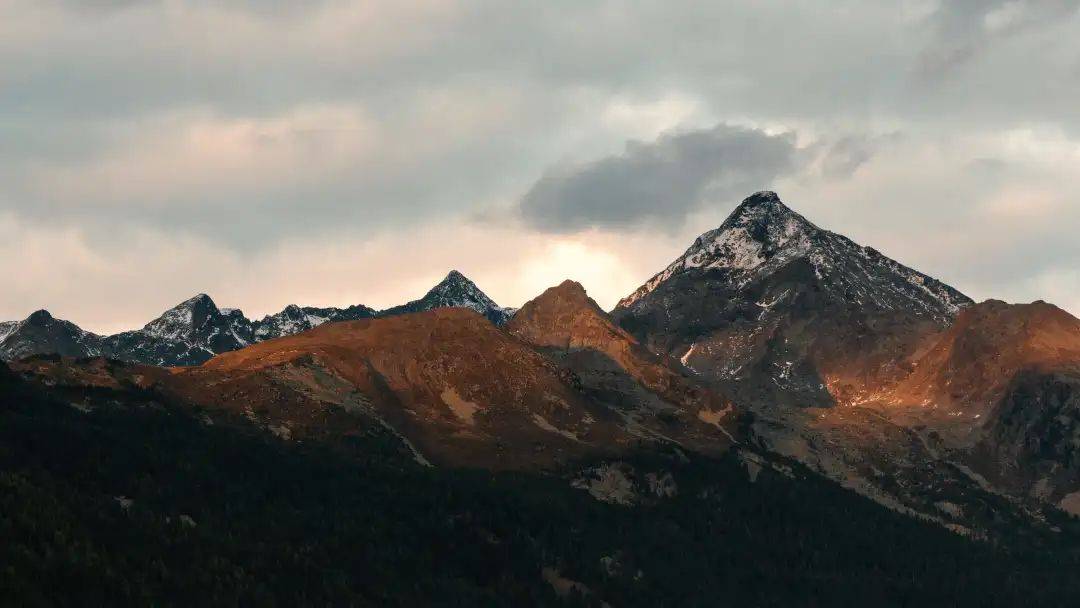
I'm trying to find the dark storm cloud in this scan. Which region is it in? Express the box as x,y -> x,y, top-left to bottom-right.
519,125 -> 799,232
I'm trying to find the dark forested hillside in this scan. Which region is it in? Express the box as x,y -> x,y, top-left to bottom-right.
2,361 -> 1080,607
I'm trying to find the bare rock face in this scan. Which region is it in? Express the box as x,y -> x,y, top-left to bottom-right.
894,300 -> 1080,413
884,300 -> 1080,502
508,280 -> 740,449
613,191 -> 972,408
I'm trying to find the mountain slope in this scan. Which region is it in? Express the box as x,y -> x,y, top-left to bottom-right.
880,300 -> 1080,505
179,308 -> 639,469
8,360 -> 1080,606
894,300 -> 1080,412
379,270 -> 515,325
613,191 -> 972,408
507,280 -> 738,448
607,192 -> 1069,525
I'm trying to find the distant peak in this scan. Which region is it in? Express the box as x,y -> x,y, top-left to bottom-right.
26,309 -> 55,324
428,270 -> 485,297
441,270 -> 471,284
178,293 -> 216,309
550,280 -> 588,298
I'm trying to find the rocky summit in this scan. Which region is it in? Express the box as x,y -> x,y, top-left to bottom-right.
379,270 -> 516,325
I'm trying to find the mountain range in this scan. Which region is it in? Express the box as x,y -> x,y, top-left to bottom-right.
0,270 -> 509,366
7,191 -> 1080,603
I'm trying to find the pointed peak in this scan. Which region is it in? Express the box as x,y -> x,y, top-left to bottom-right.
549,280 -> 589,299
440,270 -> 472,285
180,293 -> 215,307
520,280 -> 603,317
741,190 -> 783,207
162,293 -> 219,315
557,279 -> 586,290
427,270 -> 488,300
26,309 -> 55,325
724,191 -> 806,228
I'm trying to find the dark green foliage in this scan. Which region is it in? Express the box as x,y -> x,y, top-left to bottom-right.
1,365 -> 1079,607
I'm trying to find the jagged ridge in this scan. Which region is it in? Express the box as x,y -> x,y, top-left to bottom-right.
0,271 -> 509,366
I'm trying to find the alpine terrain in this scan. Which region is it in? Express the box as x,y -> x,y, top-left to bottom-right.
614,191 -> 1080,529
5,192 -> 1080,605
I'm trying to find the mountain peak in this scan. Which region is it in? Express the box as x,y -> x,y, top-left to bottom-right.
142,293 -> 224,341
431,270 -> 481,295
421,270 -> 495,309
616,191 -> 970,322
508,281 -> 631,352
25,309 -> 55,325
722,191 -> 815,237
552,279 -> 588,297
180,293 -> 216,309
443,269 -> 468,282
527,280 -> 595,313
738,190 -> 784,209
380,270 -> 512,325
617,192 -> 819,308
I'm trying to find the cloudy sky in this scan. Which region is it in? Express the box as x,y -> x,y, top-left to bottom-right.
3,0 -> 1080,332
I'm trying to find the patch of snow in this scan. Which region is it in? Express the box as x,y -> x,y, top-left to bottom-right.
0,321 -> 17,343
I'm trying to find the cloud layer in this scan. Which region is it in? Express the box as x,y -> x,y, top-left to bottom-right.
2,0 -> 1080,329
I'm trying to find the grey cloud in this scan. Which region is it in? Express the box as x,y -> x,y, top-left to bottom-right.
2,0 -> 1080,320
916,0 -> 1080,81
518,124 -> 798,232
820,134 -> 901,179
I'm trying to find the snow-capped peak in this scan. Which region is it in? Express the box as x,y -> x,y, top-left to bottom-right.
619,192 -> 818,307
425,270 -> 498,312
617,192 -> 971,321
379,270 -> 512,324
142,293 -> 222,341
